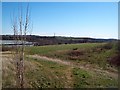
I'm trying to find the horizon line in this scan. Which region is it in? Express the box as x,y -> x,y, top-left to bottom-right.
0,34 -> 118,40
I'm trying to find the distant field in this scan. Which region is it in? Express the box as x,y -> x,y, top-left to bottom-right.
2,42 -> 119,88
26,43 -> 104,55
25,42 -> 118,69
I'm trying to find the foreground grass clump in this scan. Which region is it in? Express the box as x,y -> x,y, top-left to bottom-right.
73,68 -> 91,88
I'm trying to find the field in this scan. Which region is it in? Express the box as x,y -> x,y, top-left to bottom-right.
2,42 -> 119,88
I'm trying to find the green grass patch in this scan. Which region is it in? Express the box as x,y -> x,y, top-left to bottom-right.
25,57 -> 69,88
72,68 -> 118,88
25,43 -> 103,56
25,42 -> 118,70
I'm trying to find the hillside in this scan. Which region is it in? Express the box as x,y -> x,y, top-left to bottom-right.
0,35 -> 117,46
2,42 -> 119,88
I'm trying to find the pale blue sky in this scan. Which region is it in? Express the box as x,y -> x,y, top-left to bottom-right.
2,2 -> 118,39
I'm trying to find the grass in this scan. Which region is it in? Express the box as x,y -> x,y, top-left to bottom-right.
2,55 -> 70,88
24,57 -> 69,88
2,54 -> 118,88
25,43 -> 103,56
2,42 -> 119,88
73,68 -> 91,88
72,67 -> 118,88
25,42 -> 118,70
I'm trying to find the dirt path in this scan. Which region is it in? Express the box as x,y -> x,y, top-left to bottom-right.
64,67 -> 73,88
28,55 -> 118,80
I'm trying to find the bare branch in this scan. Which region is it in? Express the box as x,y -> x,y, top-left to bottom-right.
11,3 -> 32,88
19,5 -> 23,36
24,3 -> 29,36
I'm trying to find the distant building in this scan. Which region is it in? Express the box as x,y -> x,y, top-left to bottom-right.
0,40 -> 33,46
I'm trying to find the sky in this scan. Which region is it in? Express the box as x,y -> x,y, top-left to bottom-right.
2,2 -> 118,39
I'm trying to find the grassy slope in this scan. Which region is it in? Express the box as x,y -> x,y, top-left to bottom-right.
2,55 -> 69,88
26,42 -> 118,69
26,43 -> 103,55
3,56 -> 118,88
25,57 -> 117,88
3,42 -> 118,88
25,57 -> 69,88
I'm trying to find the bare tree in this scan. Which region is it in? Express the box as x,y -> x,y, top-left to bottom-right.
11,4 -> 30,88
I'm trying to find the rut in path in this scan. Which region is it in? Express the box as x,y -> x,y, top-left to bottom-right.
28,55 -> 118,80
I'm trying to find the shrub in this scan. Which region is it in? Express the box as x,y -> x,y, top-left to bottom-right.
2,46 -> 12,51
108,55 -> 120,66
73,48 -> 78,50
102,43 -> 113,50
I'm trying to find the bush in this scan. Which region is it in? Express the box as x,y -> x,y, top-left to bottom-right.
2,46 -> 14,51
73,48 -> 78,50
108,55 -> 120,66
102,43 -> 113,50
68,50 -> 84,57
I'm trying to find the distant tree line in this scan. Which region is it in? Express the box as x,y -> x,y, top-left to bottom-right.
1,35 -> 117,46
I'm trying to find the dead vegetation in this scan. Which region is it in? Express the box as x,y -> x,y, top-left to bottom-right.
108,54 -> 120,66
67,50 -> 84,60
